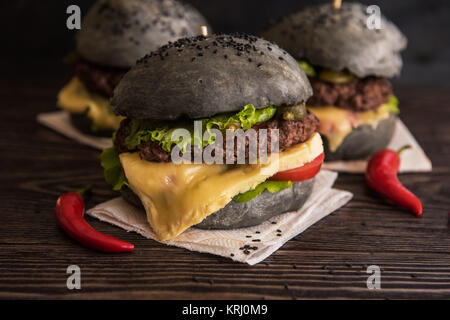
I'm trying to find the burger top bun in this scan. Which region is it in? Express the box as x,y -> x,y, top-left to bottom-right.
261,2 -> 407,78
76,0 -> 211,68
112,33 -> 313,120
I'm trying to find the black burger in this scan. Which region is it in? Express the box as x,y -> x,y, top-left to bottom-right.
262,2 -> 407,160
57,0 -> 210,136
101,33 -> 325,241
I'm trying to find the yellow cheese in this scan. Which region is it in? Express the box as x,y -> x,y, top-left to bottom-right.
120,132 -> 323,241
57,77 -> 124,131
308,103 -> 390,152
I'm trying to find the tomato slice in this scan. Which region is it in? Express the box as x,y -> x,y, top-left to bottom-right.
270,153 -> 324,182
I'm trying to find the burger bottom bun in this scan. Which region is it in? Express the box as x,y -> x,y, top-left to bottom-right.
121,178 -> 315,230
323,114 -> 396,161
197,179 -> 314,229
69,113 -> 114,138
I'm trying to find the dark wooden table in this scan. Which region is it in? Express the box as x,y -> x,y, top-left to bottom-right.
1,76 -> 449,299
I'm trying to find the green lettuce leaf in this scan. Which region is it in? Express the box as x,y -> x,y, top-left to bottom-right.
125,120 -> 185,152
203,104 -> 276,144
123,104 -> 277,152
205,104 -> 276,131
386,95 -> 400,115
232,180 -> 293,203
298,60 -> 316,77
100,148 -> 129,191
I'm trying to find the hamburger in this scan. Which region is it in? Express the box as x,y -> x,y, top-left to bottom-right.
101,33 -> 325,241
57,0 -> 210,136
262,2 -> 407,160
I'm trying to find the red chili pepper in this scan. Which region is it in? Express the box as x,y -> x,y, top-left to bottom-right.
55,190 -> 134,253
366,145 -> 423,217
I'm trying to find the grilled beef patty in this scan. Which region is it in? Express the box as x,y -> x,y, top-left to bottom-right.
307,77 -> 392,112
114,112 -> 319,163
74,59 -> 128,97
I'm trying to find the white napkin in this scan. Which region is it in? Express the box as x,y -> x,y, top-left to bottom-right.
87,170 -> 352,265
37,111 -> 112,150
38,111 -> 431,173
323,119 -> 432,173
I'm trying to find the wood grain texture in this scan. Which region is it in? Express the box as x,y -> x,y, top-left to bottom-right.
0,78 -> 449,299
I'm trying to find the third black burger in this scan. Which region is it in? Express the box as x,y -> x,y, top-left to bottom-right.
57,0 -> 210,136
262,2 -> 407,160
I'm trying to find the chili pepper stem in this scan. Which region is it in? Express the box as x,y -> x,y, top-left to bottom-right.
76,185 -> 92,198
397,145 -> 412,156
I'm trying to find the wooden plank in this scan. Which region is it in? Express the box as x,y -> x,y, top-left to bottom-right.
0,81 -> 449,299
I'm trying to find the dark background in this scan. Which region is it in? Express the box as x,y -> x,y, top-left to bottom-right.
1,0 -> 449,84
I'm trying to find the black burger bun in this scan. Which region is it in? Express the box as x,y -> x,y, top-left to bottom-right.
121,179 -> 314,230
76,0 -> 211,68
323,114 -> 396,161
112,33 -> 313,120
261,2 -> 407,78
197,179 -> 314,229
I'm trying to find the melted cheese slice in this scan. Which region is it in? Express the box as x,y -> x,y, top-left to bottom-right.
57,77 -> 124,131
308,103 -> 390,152
120,132 -> 323,241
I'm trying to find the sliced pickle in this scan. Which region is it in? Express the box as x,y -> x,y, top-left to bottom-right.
298,60 -> 316,77
319,69 -> 354,84
281,104 -> 307,121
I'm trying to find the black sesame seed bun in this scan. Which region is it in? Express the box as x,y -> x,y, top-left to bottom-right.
121,178 -> 314,230
323,114 -> 396,161
112,33 -> 313,120
261,2 -> 407,78
76,0 -> 211,68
